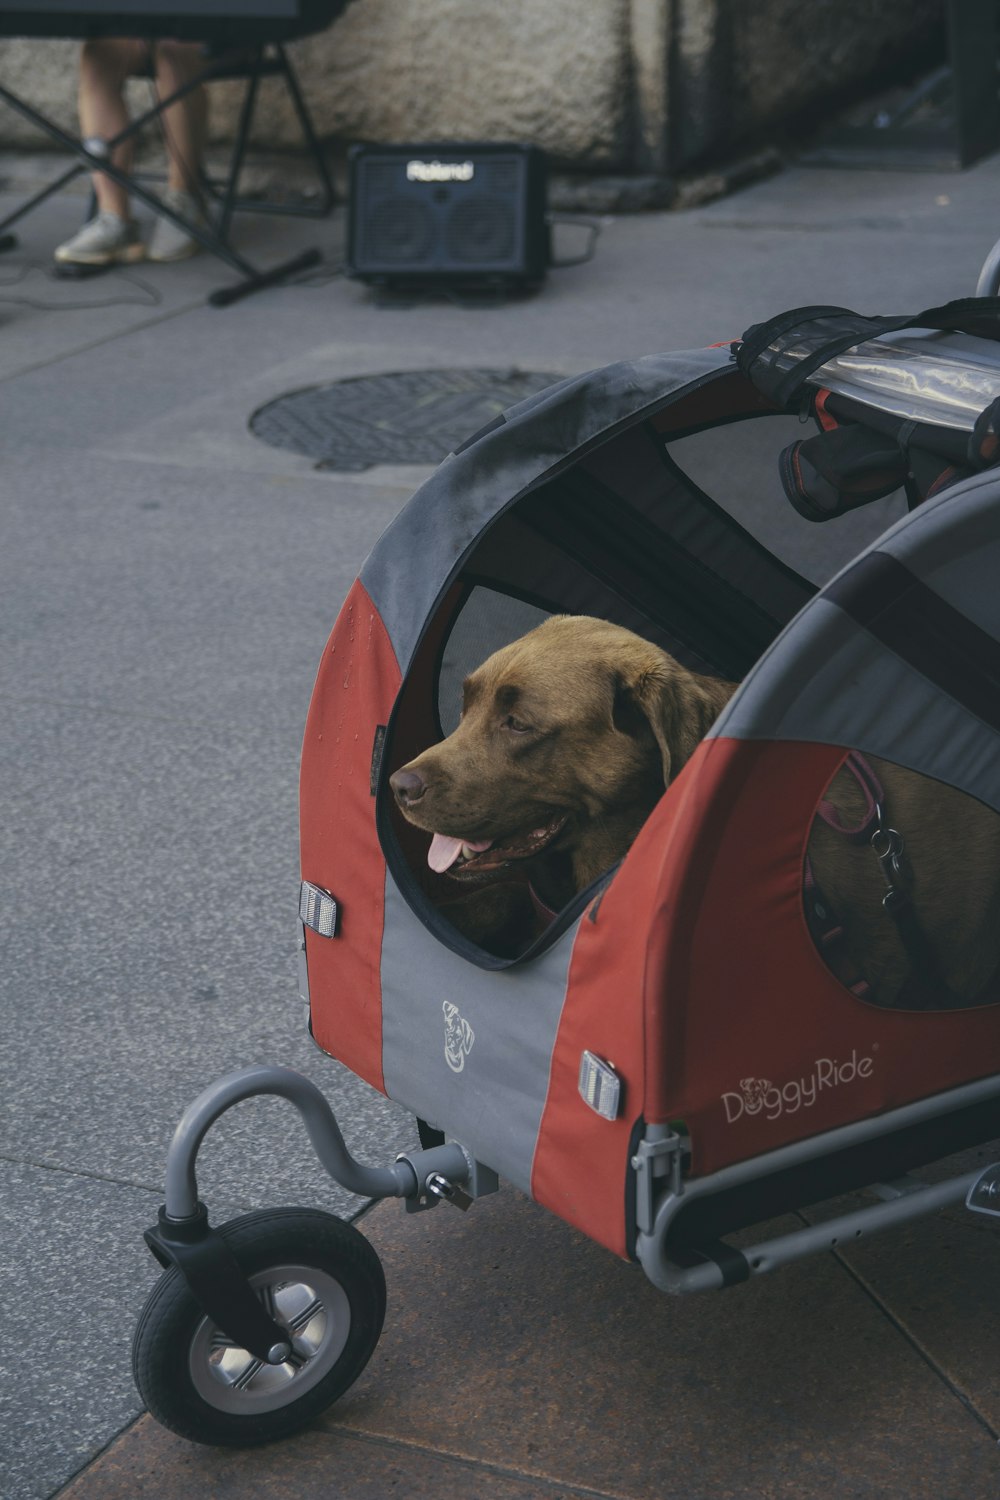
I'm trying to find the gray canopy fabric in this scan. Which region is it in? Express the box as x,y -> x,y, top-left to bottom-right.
361,347 -> 742,674
713,465 -> 1000,817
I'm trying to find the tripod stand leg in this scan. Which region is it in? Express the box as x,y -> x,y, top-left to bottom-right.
208,245 -> 320,306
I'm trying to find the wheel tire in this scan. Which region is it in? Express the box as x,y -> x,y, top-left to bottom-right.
132,1207 -> 386,1448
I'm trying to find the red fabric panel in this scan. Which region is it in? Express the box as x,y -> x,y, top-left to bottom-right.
531,878 -> 654,1259
299,580 -> 401,1093
647,370 -> 779,433
644,738 -> 1000,1178
533,736 -> 1000,1256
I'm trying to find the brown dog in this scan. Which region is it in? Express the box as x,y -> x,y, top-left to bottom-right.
389,615 -> 731,949
390,614 -> 1000,1002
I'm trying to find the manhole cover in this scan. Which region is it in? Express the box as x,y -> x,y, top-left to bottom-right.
249,367 -> 563,472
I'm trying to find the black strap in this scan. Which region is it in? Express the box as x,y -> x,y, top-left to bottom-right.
699,1238 -> 751,1287
881,888 -> 951,1009
144,1204 -> 290,1360
737,297 -> 1000,409
826,552 -> 1000,735
969,394 -> 1000,469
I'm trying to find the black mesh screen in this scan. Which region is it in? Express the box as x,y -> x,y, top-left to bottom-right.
465,415 -> 814,682
437,588 -> 551,734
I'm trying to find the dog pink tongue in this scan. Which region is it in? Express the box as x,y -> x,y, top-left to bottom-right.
428,833 -> 492,873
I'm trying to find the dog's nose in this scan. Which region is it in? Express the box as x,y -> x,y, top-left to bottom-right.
390,768 -> 427,806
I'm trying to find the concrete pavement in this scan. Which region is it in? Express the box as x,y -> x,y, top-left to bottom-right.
2,146 -> 1000,1499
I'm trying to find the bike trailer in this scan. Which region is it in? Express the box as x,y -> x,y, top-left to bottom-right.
133,297 -> 1000,1447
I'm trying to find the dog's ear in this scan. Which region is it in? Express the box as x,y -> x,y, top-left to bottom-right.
613,651 -> 731,786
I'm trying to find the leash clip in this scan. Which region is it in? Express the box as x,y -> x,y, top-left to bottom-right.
871,806 -> 906,894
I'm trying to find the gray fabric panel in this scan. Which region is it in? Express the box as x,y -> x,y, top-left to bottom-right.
711,598 -> 1000,813
869,467 -> 1000,640
709,466 -> 1000,810
360,347 -> 731,669
379,872 -> 579,1193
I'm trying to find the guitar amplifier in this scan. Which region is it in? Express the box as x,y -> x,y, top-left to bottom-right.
346,142 -> 549,290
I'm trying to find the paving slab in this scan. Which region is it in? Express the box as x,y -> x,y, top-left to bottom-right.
58,1416 -> 601,1499
802,1142 -> 1000,1435
0,695 -> 412,1199
0,188 -> 335,381
0,437 -> 417,1214
0,416 -> 415,1500
0,1161 -> 178,1500
56,1191 -> 1000,1500
0,448 -> 410,722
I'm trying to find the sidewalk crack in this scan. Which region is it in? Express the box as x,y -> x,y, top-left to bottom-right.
325,1423 -> 637,1500
814,1214 -> 1000,1444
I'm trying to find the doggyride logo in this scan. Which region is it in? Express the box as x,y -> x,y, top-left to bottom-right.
443,1001 -> 475,1074
722,1050 -> 875,1124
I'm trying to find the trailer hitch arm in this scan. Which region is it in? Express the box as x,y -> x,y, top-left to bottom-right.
144,1064 -> 473,1359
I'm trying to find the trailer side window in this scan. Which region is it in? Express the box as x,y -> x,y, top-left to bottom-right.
805,754 -> 1000,1011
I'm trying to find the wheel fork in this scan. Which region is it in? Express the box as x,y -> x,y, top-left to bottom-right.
145,1064 -> 475,1361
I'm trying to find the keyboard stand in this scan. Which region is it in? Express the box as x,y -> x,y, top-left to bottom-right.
0,46 -> 328,306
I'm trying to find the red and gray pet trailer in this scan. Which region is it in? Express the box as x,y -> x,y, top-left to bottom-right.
132,295 -> 1000,1447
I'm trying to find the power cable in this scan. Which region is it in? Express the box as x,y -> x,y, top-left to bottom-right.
0,257 -> 162,310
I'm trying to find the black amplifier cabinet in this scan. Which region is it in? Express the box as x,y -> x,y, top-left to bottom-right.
347,142 -> 549,291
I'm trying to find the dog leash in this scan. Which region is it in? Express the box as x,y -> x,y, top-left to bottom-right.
807,751 -> 951,1008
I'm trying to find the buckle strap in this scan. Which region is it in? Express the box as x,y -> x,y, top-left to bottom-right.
817,751 -> 885,842
737,296 -> 1000,410
811,752 -> 955,1008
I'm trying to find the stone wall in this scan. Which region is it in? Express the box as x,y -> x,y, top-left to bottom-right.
0,2 -> 632,168
0,0 -> 945,176
663,0 -> 943,171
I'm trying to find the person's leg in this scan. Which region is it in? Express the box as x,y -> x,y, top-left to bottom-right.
55,38 -> 148,263
79,37 -> 149,216
152,41 -> 207,196
146,40 -> 209,260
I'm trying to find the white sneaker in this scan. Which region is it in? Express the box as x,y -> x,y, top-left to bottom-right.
146,188 -> 206,263
54,210 -> 144,266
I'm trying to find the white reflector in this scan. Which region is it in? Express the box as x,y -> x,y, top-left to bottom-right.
299,881 -> 338,938
578,1051 -> 622,1120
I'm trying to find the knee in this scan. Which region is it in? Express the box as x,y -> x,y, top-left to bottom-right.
81,38 -> 116,73
80,38 -> 128,87
154,40 -> 202,85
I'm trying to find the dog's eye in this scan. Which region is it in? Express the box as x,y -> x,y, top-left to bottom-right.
502,714 -> 532,734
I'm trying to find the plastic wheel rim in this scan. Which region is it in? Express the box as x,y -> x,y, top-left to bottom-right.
188,1262 -> 352,1414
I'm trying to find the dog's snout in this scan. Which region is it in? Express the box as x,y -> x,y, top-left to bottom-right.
390,767 -> 427,806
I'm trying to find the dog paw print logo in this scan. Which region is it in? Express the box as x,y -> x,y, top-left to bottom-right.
739,1077 -> 772,1115
443,1001 -> 475,1073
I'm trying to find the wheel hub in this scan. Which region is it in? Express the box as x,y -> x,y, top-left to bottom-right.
190,1263 -> 351,1413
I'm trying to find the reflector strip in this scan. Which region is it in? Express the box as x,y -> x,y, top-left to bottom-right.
579,1051 -> 622,1120
299,882 -> 338,938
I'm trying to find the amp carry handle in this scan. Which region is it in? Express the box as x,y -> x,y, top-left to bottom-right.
735,296 -> 1000,410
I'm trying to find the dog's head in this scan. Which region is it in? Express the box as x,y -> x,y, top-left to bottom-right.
390,615 -> 733,898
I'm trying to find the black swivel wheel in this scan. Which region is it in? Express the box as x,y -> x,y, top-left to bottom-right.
132,1207 -> 386,1447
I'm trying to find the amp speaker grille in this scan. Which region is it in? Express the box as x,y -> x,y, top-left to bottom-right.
348,143 -> 549,288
